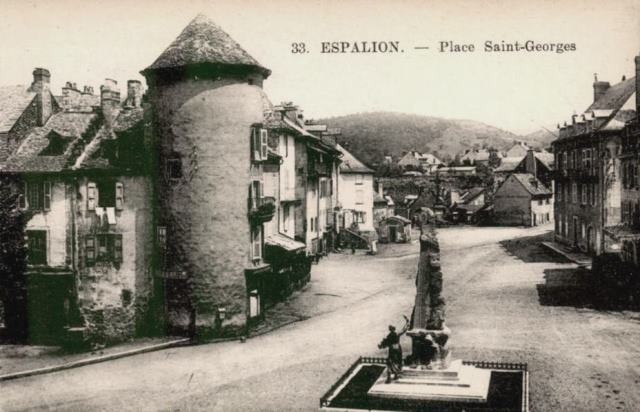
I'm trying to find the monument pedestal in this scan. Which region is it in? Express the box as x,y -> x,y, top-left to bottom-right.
367,359 -> 491,403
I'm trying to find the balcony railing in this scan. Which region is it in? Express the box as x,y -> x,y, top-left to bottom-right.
249,197 -> 276,225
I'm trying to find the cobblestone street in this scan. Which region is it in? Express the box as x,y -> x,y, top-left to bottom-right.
2,225 -> 640,411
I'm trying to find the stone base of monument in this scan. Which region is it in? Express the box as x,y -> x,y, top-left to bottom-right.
320,357 -> 529,411
367,360 -> 491,403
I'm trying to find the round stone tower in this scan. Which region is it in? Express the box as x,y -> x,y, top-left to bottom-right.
142,14 -> 272,336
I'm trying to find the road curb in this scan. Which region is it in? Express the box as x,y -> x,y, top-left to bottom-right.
0,338 -> 191,382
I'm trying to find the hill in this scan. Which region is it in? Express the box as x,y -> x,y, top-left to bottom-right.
521,128 -> 558,150
315,112 -> 534,166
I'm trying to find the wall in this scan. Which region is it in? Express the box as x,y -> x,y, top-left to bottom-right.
26,179 -> 68,267
75,175 -> 153,343
338,172 -> 375,232
151,79 -> 264,335
294,140 -> 307,242
493,176 -> 531,226
530,196 -> 554,226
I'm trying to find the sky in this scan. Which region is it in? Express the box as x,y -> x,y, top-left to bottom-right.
0,0 -> 638,135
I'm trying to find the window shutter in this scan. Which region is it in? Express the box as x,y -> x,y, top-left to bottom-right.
87,182 -> 96,210
252,128 -> 261,161
86,236 -> 95,266
19,182 -> 26,209
260,129 -> 268,159
115,182 -> 124,210
43,181 -> 51,211
114,234 -> 123,263
259,181 -> 264,200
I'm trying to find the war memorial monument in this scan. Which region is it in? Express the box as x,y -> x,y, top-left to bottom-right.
320,226 -> 530,411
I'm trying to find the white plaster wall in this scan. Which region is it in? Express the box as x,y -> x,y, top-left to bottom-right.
338,173 -> 374,232
26,180 -> 67,267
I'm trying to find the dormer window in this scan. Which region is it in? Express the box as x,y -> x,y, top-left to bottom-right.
39,131 -> 72,156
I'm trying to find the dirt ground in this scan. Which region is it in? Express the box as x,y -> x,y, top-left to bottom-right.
1,225 -> 640,411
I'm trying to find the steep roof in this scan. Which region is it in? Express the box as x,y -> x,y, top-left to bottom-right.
510,173 -> 552,196
534,152 -> 555,169
2,112 -> 98,172
586,76 -> 636,112
495,156 -> 523,172
337,143 -> 373,174
143,14 -> 270,77
460,187 -> 484,203
0,85 -> 36,133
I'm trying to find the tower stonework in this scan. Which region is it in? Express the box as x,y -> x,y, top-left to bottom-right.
142,15 -> 271,336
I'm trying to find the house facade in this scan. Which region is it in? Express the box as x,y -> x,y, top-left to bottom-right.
493,173 -> 553,226
0,67 -> 154,344
337,143 -> 375,234
552,72 -> 636,255
605,55 -> 640,267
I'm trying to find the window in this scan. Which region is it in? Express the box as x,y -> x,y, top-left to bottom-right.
21,181 -> 51,211
572,183 -> 578,203
320,179 -> 332,198
310,217 -> 314,232
250,180 -> 263,209
86,234 -> 123,266
356,189 -> 364,205
27,230 -> 47,265
85,236 -> 95,265
166,154 -> 183,181
87,182 -> 96,210
284,135 -> 289,158
251,127 -> 268,161
283,205 -> 290,232
355,174 -> 363,185
563,152 -> 568,170
157,226 -> 167,253
97,180 -> 115,208
556,183 -> 562,201
355,211 -> 366,223
115,182 -> 124,210
581,184 -> 587,205
583,149 -> 592,170
538,199 -> 543,206
251,227 -> 262,260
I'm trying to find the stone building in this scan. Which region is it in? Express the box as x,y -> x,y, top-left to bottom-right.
552,70 -> 637,255
493,173 -> 553,226
605,55 -> 640,266
141,14 -> 275,336
0,68 -> 153,344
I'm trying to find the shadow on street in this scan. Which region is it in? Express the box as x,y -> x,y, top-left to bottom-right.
537,267 -> 640,311
499,233 -> 571,264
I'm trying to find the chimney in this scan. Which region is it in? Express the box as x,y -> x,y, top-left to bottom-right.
525,149 -> 537,177
125,80 -> 143,108
29,68 -> 52,126
593,74 -> 610,103
100,78 -> 121,131
62,81 -> 82,109
635,54 -> 640,115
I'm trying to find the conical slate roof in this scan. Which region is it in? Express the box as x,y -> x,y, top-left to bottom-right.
143,14 -> 270,77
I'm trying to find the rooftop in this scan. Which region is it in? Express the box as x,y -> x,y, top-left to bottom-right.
0,85 -> 36,133
337,143 -> 373,174
143,14 -> 271,77
511,173 -> 552,196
